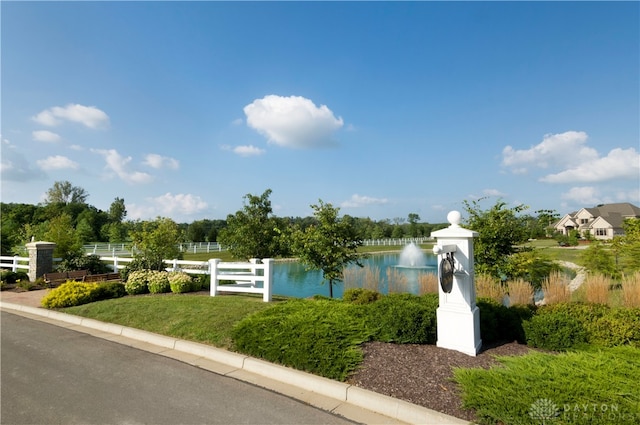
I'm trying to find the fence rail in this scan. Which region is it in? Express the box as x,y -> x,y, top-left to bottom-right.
0,255 -> 30,273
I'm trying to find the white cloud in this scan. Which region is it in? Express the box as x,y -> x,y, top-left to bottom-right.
32,130 -> 61,143
483,188 -> 506,197
143,153 -> 180,170
561,186 -> 602,205
128,193 -> 208,220
0,137 -> 45,181
341,194 -> 389,208
221,144 -> 266,157
91,149 -> 153,184
244,95 -> 344,148
541,147 -> 639,183
32,104 -> 110,129
502,131 -> 597,173
36,155 -> 80,171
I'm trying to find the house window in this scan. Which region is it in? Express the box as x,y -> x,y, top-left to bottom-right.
595,228 -> 607,236
580,218 -> 589,224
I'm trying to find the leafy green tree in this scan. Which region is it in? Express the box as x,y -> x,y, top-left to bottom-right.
129,217 -> 182,270
290,200 -> 363,298
45,180 -> 89,204
408,213 -> 420,237
218,189 -> 284,260
108,197 -> 127,222
580,242 -> 618,278
43,213 -> 83,260
463,198 -> 530,278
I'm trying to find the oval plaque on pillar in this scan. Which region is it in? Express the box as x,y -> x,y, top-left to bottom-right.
439,254 -> 454,293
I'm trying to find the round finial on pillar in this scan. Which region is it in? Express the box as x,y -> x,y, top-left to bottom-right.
447,210 -> 462,227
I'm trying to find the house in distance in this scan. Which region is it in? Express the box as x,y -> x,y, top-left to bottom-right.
554,202 -> 640,240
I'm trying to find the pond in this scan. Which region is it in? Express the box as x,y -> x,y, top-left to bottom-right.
271,252 -> 438,299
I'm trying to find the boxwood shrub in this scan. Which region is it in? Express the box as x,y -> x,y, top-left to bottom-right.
523,311 -> 588,351
477,297 -> 535,344
367,293 -> 439,344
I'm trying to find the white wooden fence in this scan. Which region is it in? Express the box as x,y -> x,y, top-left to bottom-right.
0,255 -> 30,273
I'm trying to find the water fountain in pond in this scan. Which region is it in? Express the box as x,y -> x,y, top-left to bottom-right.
398,242 -> 427,268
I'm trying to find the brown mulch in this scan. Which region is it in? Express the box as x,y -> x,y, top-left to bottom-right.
347,340 -> 534,422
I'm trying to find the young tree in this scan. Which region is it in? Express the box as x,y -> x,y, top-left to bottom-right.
218,189 -> 283,260
43,213 -> 82,259
45,180 -> 89,205
290,200 -> 363,298
129,217 -> 183,270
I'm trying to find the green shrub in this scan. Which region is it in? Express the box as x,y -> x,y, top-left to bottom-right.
42,281 -> 96,308
92,281 -> 126,301
1,270 -> 29,284
477,297 -> 535,344
124,270 -> 150,295
195,274 -> 210,291
523,310 -> 588,350
367,293 -> 438,344
168,271 -> 194,293
232,299 -> 371,381
342,288 -> 382,304
587,307 -> 640,347
147,271 -> 170,294
56,253 -> 109,274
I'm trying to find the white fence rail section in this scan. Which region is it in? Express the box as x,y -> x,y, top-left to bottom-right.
361,237 -> 433,246
0,256 -> 30,272
209,258 -> 273,302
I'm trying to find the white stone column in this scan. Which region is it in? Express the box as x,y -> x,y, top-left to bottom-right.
431,211 -> 482,356
25,241 -> 56,282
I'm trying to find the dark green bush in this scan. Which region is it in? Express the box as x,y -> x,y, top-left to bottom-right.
523,311 -> 588,351
92,281 -> 126,301
232,299 -> 371,381
342,288 -> 382,304
367,293 -> 439,344
586,307 -> 640,347
56,253 -> 110,274
477,297 -> 535,344
1,270 -> 29,284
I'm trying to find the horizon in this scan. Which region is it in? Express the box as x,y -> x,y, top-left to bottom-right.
2,2 -> 638,224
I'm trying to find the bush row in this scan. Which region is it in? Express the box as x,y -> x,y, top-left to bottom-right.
124,271 -> 207,295
232,290 -> 640,381
41,281 -> 126,308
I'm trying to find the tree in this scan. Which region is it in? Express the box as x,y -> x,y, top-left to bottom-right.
463,198 -> 530,278
408,213 -> 420,237
43,213 -> 82,260
290,200 -> 363,298
218,189 -> 284,260
129,217 -> 182,270
581,242 -> 618,278
45,180 -> 89,205
109,197 -> 127,222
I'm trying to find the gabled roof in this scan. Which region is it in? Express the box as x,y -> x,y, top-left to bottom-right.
595,203 -> 640,218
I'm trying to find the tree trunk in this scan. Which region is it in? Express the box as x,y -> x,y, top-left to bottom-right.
329,279 -> 334,298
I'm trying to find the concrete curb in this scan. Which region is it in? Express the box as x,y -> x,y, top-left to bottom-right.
0,301 -> 469,425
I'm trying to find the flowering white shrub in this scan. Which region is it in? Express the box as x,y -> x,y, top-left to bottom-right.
125,270 -> 149,295
147,270 -> 170,294
168,271 -> 194,293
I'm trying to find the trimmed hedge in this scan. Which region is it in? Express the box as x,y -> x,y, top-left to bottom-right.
366,293 -> 439,344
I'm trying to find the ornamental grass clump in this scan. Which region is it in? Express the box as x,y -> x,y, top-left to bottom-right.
168,271 -> 195,293
622,272 -> 640,308
542,271 -> 572,305
146,271 -> 170,294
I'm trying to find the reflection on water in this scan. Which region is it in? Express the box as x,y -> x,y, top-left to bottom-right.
272,253 -> 437,299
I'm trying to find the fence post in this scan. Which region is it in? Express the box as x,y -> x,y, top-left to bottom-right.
12,256 -> 18,272
262,258 -> 273,302
209,259 -> 220,297
113,256 -> 119,272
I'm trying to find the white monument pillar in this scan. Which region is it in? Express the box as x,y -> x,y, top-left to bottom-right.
431,211 -> 482,356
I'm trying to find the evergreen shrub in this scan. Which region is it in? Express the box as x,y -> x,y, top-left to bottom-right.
1,270 -> 29,284
477,297 -> 535,344
42,281 -> 96,308
342,288 -> 382,304
92,281 -> 126,301
586,307 -> 640,347
523,310 -> 588,351
367,293 -> 438,344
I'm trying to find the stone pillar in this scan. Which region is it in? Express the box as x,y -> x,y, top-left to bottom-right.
26,241 -> 56,282
431,211 -> 482,356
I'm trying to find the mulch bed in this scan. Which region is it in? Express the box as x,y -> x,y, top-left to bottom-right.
347,340 -> 535,422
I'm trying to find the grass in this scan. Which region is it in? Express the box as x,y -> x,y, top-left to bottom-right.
454,346 -> 640,425
64,294 -> 279,349
542,271 -> 572,305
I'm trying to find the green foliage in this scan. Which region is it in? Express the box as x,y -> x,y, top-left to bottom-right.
523,311 -> 588,351
42,281 -> 95,308
342,288 -> 382,304
56,253 -> 110,274
477,297 -> 535,344
455,346 -> 640,425
367,293 -> 439,344
129,217 -> 183,271
462,198 -> 530,277
218,189 -> 285,260
44,213 -> 83,259
585,307 -> 640,348
232,299 -> 371,381
168,271 -> 195,293
1,270 -> 29,284
92,281 -> 126,300
124,270 -> 150,295
290,199 -> 363,298
503,249 -> 560,290
45,180 -> 89,205
146,271 -> 171,294
581,242 -> 618,278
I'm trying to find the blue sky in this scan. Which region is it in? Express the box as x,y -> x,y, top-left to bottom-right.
2,1 -> 639,224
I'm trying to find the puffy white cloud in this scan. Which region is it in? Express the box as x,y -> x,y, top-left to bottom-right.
502,131 -> 597,172
561,186 -> 602,205
483,188 -> 506,197
244,95 -> 343,148
541,147 -> 639,183
143,153 -> 179,170
32,130 -> 61,143
341,194 -> 389,208
221,144 -> 266,157
36,155 -> 80,171
128,193 -> 208,220
91,149 -> 153,184
32,104 -> 110,129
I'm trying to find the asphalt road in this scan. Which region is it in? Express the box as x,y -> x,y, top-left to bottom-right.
1,311 -> 356,425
